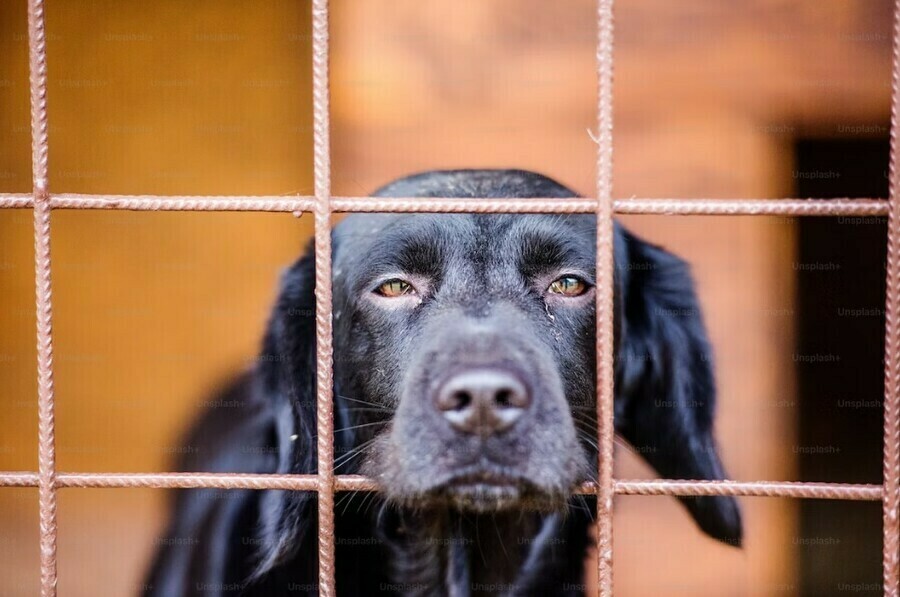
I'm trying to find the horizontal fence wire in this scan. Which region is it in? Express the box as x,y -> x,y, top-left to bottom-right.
0,472 -> 885,500
0,193 -> 891,215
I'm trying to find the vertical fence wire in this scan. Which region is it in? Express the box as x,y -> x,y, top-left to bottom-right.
311,0 -> 336,595
26,0 -> 57,595
884,2 -> 900,595
595,0 -> 616,595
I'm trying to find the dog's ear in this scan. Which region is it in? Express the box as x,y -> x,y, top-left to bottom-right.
614,226 -> 742,547
253,245 -> 320,576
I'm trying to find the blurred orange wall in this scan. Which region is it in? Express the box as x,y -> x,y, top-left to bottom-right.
0,1 -> 894,596
0,2 -> 313,594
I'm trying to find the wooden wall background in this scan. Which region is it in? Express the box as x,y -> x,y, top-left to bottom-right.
0,1 -> 892,595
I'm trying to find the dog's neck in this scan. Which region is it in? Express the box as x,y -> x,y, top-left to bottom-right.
375,505 -> 591,596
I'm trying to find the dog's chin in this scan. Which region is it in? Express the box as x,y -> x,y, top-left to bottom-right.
443,481 -> 523,512
417,474 -> 569,513
366,450 -> 583,513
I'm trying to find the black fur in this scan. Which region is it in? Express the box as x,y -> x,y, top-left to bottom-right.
144,170 -> 740,597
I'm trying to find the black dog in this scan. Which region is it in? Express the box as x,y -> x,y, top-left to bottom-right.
145,170 -> 740,596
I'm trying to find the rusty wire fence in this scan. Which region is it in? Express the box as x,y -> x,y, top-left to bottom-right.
0,0 -> 898,595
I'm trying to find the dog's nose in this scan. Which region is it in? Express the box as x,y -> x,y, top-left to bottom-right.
435,368 -> 530,436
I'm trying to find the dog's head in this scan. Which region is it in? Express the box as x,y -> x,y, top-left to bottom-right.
256,170 -> 741,570
336,208 -> 594,512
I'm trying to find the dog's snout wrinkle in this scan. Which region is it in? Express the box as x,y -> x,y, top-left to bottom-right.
435,368 -> 530,437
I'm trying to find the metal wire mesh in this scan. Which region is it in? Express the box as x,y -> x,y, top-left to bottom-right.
0,0 -> 898,595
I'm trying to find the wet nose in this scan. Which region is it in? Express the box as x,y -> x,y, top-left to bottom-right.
435,368 -> 531,436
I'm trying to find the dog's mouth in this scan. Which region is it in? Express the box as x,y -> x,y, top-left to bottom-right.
423,469 -> 564,512
440,472 -> 523,511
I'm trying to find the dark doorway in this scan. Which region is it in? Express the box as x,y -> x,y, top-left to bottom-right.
794,137 -> 887,596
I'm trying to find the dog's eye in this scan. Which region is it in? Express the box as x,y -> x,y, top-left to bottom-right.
548,275 -> 588,297
375,279 -> 415,297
